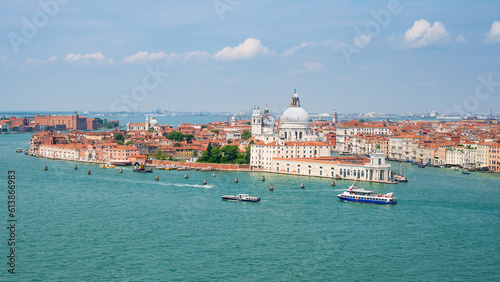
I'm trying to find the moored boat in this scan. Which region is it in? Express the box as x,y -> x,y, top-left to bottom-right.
462,169 -> 470,174
177,166 -> 189,171
394,174 -> 408,182
100,163 -> 116,169
133,163 -> 153,173
221,194 -> 260,202
337,182 -> 397,205
16,148 -> 22,153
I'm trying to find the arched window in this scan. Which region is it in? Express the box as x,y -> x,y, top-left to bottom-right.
299,132 -> 303,139
295,132 -> 298,139
284,132 -> 287,138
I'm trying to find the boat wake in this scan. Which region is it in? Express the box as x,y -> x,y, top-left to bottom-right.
94,176 -> 214,188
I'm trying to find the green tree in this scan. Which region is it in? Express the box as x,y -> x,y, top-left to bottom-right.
185,134 -> 194,142
166,131 -> 185,142
201,125 -> 207,129
115,133 -> 125,144
210,129 -> 219,134
227,140 -> 232,144
244,140 -> 254,163
154,148 -> 168,160
125,141 -> 134,145
208,147 -> 222,163
242,130 -> 252,140
221,145 -> 239,163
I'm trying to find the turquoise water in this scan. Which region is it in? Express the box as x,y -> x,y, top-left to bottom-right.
1,133 -> 499,281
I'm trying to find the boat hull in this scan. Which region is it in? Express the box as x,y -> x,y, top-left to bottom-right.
133,169 -> 153,173
338,196 -> 396,205
221,196 -> 260,202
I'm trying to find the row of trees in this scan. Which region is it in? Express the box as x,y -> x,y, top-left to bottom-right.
96,118 -> 119,129
166,131 -> 193,142
197,142 -> 250,164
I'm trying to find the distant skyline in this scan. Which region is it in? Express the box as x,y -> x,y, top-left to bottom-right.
1,0 -> 499,114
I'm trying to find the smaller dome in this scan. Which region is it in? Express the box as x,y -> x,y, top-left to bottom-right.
263,115 -> 275,127
281,107 -> 309,123
150,117 -> 158,125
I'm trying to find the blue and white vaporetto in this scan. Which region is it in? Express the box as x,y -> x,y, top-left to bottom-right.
338,181 -> 397,205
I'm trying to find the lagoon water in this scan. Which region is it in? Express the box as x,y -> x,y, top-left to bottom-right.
1,126 -> 500,281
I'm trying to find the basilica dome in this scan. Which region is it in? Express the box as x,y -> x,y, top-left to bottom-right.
280,107 -> 309,123
280,90 -> 310,124
150,116 -> 158,125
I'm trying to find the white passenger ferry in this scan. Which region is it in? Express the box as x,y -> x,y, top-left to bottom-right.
338,182 -> 397,205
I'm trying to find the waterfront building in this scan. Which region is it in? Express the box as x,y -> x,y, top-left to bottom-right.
251,90 -> 322,143
39,144 -> 87,161
251,140 -> 330,170
250,90 -> 330,169
488,143 -> 500,172
126,116 -> 163,131
336,120 -> 390,153
34,113 -> 94,131
271,149 -> 392,183
445,145 -> 478,168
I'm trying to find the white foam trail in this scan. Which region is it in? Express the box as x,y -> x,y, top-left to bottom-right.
95,176 -> 214,188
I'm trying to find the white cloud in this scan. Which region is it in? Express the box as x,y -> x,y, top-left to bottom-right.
122,51 -> 167,63
64,52 -> 107,63
181,51 -> 211,60
283,39 -> 341,56
456,34 -> 466,43
302,61 -> 323,72
353,35 -> 371,48
485,21 -> 500,43
25,55 -> 58,64
283,42 -> 310,56
214,38 -> 271,60
403,19 -> 449,48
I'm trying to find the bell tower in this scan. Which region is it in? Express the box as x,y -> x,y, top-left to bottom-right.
251,106 -> 262,135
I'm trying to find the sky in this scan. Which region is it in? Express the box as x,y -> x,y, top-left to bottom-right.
1,0 -> 499,115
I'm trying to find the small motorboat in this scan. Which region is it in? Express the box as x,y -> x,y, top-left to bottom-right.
462,169 -> 470,175
16,148 -> 22,153
221,194 -> 260,202
201,167 -> 212,172
177,166 -> 189,171
100,163 -> 116,169
133,164 -> 153,173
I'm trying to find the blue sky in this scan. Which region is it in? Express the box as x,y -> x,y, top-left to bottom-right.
1,0 -> 499,114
